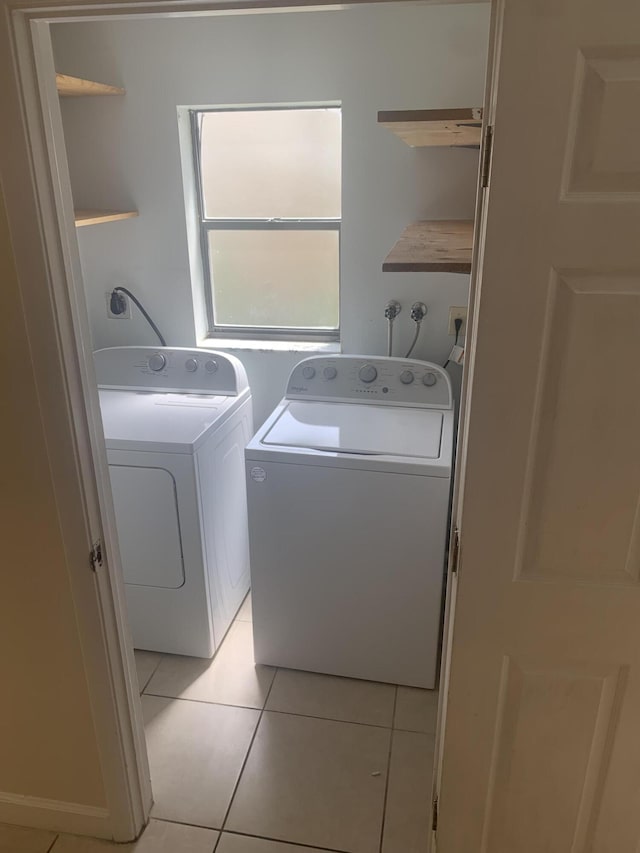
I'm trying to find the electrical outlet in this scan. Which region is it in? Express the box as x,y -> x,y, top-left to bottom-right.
448,306 -> 467,336
106,290 -> 131,319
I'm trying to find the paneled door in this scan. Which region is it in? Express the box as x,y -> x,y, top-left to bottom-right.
437,0 -> 640,850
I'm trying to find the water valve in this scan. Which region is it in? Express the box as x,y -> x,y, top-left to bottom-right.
384,300 -> 402,321
410,302 -> 428,322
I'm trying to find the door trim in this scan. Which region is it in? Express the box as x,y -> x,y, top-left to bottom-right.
429,1 -> 501,848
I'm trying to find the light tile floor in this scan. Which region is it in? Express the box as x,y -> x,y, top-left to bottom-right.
0,593 -> 437,853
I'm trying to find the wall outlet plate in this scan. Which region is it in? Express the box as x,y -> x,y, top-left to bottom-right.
106,290 -> 131,319
448,306 -> 467,336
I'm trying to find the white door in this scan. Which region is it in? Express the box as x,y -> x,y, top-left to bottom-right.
437,0 -> 640,850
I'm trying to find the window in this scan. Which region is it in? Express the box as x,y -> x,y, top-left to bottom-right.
191,106 -> 341,341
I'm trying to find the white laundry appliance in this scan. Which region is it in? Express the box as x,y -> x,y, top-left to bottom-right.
245,355 -> 454,689
95,346 -> 253,658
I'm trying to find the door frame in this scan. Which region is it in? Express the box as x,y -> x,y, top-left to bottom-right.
0,0 -> 491,840
430,0 -> 501,846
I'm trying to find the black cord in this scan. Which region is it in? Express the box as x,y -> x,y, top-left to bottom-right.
443,317 -> 463,369
111,286 -> 167,347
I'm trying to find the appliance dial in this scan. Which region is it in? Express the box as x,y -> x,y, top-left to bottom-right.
423,372 -> 437,387
205,359 -> 218,374
323,366 -> 337,380
358,364 -> 378,383
148,353 -> 166,372
185,358 -> 198,373
302,365 -> 316,380
399,370 -> 414,385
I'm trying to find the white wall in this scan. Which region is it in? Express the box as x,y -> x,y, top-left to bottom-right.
53,4 -> 490,427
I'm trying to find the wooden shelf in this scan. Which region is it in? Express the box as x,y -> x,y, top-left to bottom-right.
378,108 -> 482,148
383,220 -> 474,273
74,210 -> 138,227
56,74 -> 125,97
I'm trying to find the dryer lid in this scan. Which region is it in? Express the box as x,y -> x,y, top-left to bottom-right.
262,401 -> 444,458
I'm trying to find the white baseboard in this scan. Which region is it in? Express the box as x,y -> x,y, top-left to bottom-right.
0,792 -> 111,839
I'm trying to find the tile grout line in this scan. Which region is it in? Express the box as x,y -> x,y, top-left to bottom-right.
141,611 -> 256,700
212,666 -> 280,852
141,606 -> 247,697
153,814 -> 345,850
141,691 -> 266,713
377,685 -> 398,853
255,706 -> 395,731
153,815 -> 219,831
141,690 -> 397,730
139,653 -> 164,694
216,828 -> 352,853
267,706 -> 394,730
393,726 -> 437,736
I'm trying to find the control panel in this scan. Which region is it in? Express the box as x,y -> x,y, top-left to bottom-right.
285,356 -> 452,409
94,347 -> 249,396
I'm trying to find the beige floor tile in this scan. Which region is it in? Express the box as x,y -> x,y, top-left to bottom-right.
0,823 -> 56,853
266,669 -> 396,727
226,711 -> 390,853
382,731 -> 435,853
217,834 -> 334,853
236,593 -> 252,622
394,686 -> 438,733
134,650 -> 163,693
52,820 -> 218,852
142,694 -> 259,828
145,622 -> 274,709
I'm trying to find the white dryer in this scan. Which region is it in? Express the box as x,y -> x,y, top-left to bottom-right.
96,346 -> 253,658
245,355 -> 454,688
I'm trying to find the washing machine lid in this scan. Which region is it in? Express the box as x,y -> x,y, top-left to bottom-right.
262,400 -> 443,458
99,389 -> 240,453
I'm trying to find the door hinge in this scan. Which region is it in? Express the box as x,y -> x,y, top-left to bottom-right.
89,539 -> 103,572
451,527 -> 460,575
432,795 -> 439,832
481,124 -> 494,188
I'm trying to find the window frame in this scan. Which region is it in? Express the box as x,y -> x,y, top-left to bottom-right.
190,106 -> 341,342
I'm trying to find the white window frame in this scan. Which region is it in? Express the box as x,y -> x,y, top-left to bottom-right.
190,105 -> 341,342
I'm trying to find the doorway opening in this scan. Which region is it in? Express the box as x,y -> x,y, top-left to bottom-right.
10,2 -> 491,849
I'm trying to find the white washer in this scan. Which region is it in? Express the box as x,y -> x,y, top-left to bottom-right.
245,355 -> 454,688
96,346 -> 253,658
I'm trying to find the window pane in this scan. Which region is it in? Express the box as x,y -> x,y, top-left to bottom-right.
200,109 -> 341,219
208,230 -> 339,330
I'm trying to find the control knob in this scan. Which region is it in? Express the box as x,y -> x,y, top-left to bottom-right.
148,353 -> 166,372
205,359 -> 218,374
302,365 -> 316,380
358,364 -> 378,384
185,358 -> 198,373
399,370 -> 414,385
323,366 -> 337,380
422,372 -> 437,387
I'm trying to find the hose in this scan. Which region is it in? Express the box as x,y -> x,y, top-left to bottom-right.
405,321 -> 422,358
111,286 -> 167,347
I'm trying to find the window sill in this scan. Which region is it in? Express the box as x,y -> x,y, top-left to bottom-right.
199,338 -> 342,354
